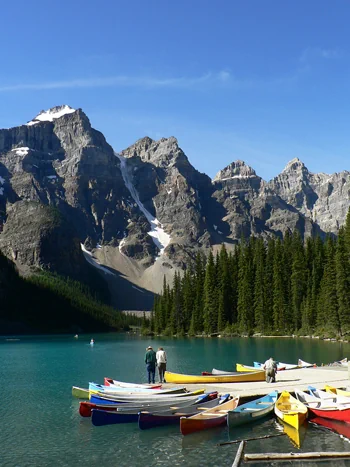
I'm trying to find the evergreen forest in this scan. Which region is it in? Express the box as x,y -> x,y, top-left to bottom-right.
0,251 -> 141,334
152,211 -> 350,339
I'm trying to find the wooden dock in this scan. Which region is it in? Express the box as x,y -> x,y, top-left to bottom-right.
163,367 -> 349,399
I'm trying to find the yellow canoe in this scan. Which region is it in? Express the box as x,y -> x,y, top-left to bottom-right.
164,370 -> 265,384
274,391 -> 308,430
72,386 -> 90,399
236,363 -> 258,372
325,385 -> 350,397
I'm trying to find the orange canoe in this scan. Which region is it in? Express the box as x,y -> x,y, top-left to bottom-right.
180,396 -> 239,435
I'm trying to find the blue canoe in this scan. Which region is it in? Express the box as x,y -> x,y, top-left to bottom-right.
227,391 -> 278,428
138,394 -> 230,430
91,392 -> 218,426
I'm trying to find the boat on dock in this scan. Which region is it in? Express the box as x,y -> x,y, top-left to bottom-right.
180,396 -> 239,435
89,382 -> 185,395
298,359 -> 316,368
89,389 -> 205,405
295,389 -> 350,422
92,392 -> 219,426
253,361 -> 292,370
325,385 -> 350,397
80,392 -> 216,417
227,391 -> 278,428
274,391 -> 308,430
164,370 -> 265,384
138,393 -> 229,430
236,364 -> 257,372
104,378 -> 162,389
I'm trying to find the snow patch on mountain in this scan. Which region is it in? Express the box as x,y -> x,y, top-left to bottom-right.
115,152 -> 171,255
12,147 -> 30,156
27,105 -> 76,126
80,243 -> 115,275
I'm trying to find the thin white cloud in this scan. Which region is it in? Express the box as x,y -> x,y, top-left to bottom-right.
0,72 -> 229,92
299,47 -> 344,63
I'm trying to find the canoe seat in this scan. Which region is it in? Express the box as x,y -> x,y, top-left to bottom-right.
217,410 -> 229,413
243,408 -> 263,411
257,402 -> 272,405
201,413 -> 224,416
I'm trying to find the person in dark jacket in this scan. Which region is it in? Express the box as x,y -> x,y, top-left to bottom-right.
145,345 -> 156,384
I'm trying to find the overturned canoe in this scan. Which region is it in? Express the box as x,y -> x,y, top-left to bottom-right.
325,385 -> 350,397
236,364 -> 258,372
138,393 -> 227,430
253,361 -> 290,371
274,391 -> 307,430
227,391 -> 278,428
295,389 -> 350,423
89,390 -> 205,405
180,397 -> 239,435
89,382 -> 185,395
298,359 -> 316,368
104,378 -> 162,389
164,370 -> 265,384
80,392 -> 215,418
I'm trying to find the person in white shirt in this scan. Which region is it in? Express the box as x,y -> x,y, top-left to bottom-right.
263,357 -> 277,383
156,347 -> 167,383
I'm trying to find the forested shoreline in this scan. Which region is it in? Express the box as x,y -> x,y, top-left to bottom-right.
151,211 -> 350,339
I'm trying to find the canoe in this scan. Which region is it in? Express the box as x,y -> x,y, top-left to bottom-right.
104,378 -> 162,389
89,382 -> 185,395
274,391 -> 308,430
92,392 -> 219,426
72,386 -> 90,399
298,359 -> 316,368
295,389 -> 350,422
311,416 -> 350,440
180,397 -> 239,435
227,391 -> 278,428
308,386 -> 350,405
164,370 -> 265,384
236,364 -> 257,372
253,361 -> 289,371
325,385 -> 350,397
138,393 -> 229,430
89,390 -> 205,405
80,393 -> 217,418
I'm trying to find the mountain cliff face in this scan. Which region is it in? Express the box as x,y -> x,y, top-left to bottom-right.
0,105 -> 349,307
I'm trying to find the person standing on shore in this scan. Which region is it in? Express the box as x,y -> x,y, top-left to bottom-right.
263,357 -> 277,383
156,347 -> 167,383
145,345 -> 156,384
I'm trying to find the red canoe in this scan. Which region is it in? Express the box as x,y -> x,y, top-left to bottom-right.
308,405 -> 350,423
180,396 -> 239,436
80,401 -> 122,417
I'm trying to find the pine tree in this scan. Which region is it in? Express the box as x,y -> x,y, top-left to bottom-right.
203,251 -> 217,334
336,227 -> 350,334
237,240 -> 254,334
253,238 -> 266,333
217,245 -> 231,331
273,238 -> 286,331
290,231 -> 307,331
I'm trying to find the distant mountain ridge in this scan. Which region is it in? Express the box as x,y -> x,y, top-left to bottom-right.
0,105 -> 349,308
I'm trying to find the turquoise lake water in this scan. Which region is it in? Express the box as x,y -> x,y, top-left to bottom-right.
2,334 -> 350,466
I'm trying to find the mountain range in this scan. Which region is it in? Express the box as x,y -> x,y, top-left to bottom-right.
1,105 -> 349,310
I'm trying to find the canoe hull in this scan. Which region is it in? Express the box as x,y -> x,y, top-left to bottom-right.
92,409 -> 138,426
274,391 -> 308,430
236,364 -> 257,372
164,370 -> 265,384
308,407 -> 350,423
180,397 -> 239,435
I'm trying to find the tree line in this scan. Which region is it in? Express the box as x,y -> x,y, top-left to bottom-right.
151,211 -> 350,338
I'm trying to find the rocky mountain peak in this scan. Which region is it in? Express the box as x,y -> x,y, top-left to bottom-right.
282,158 -> 307,174
121,136 -> 186,168
213,160 -> 257,182
26,105 -> 76,126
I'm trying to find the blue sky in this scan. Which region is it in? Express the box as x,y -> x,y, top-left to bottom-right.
1,0 -> 350,180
